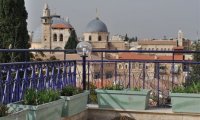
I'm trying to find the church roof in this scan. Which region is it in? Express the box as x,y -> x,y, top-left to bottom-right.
85,17 -> 108,33
51,17 -> 73,29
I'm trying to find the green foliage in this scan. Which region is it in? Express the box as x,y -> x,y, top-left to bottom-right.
23,89 -> 60,105
48,56 -> 57,61
124,33 -> 129,41
103,84 -> 124,90
88,83 -> 97,104
131,87 -> 141,91
61,85 -> 82,96
173,82 -> 200,93
64,30 -> 78,52
0,0 -> 30,63
187,41 -> 200,85
0,104 -> 8,117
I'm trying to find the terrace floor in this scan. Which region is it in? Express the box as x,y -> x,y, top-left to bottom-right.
62,104 -> 200,120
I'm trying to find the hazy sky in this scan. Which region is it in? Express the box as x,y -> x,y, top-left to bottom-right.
25,0 -> 200,40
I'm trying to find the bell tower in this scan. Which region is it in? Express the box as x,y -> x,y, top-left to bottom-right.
41,3 -> 52,49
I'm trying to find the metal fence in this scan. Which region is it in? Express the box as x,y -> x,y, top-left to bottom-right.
0,49 -> 199,106
0,60 -> 76,104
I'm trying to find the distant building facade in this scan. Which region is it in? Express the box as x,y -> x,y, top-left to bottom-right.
138,30 -> 192,53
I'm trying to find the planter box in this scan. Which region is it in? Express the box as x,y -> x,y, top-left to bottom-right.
170,93 -> 200,113
0,110 -> 27,120
8,98 -> 64,120
61,90 -> 89,117
95,89 -> 151,110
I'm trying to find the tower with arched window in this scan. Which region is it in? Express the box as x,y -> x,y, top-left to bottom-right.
31,3 -> 74,50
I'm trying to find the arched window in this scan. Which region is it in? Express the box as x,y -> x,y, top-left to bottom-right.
89,35 -> 92,41
98,35 -> 102,41
60,34 -> 63,41
54,47 -> 62,50
53,34 -> 57,41
125,64 -> 128,69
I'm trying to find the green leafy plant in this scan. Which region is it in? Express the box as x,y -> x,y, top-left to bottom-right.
0,104 -> 8,117
23,89 -> 60,105
61,85 -> 83,96
173,81 -> 200,93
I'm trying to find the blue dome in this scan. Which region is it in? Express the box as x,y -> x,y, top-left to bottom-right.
32,25 -> 42,42
86,17 -> 108,33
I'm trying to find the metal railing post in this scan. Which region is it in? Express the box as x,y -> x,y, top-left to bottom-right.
143,62 -> 146,89
128,61 -> 131,88
101,52 -> 104,88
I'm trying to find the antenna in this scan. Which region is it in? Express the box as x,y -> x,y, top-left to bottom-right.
96,8 -> 99,19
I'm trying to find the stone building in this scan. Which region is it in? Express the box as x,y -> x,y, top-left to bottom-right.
138,30 -> 191,53
83,17 -> 127,50
30,3 -> 74,50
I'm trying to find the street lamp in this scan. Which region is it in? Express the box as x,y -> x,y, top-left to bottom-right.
76,41 -> 92,90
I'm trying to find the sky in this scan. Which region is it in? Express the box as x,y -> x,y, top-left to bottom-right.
25,0 -> 200,40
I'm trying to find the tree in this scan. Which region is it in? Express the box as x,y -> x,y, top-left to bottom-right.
187,41 -> 200,85
0,0 -> 30,63
64,30 -> 78,52
124,33 -> 129,41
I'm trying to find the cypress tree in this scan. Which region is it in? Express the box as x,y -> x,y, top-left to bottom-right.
0,0 -> 30,63
64,30 -> 78,53
124,33 -> 129,41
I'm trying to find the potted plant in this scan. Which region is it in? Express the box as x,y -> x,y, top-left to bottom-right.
95,85 -> 151,110
0,104 -> 27,120
9,89 -> 64,120
170,82 -> 200,113
60,85 -> 89,117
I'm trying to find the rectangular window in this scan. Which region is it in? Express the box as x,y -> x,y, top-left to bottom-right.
94,72 -> 100,79
106,72 -> 113,79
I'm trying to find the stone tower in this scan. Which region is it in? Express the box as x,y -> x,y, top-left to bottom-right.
178,30 -> 183,46
41,3 -> 52,49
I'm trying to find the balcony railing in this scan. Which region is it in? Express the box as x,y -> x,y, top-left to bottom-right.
0,49 -> 199,106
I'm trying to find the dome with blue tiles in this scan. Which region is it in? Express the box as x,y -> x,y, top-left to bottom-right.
86,17 -> 108,33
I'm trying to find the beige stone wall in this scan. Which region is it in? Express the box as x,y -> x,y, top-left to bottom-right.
141,44 -> 174,51
51,29 -> 71,49
83,32 -> 109,42
31,42 -> 42,49
31,27 -> 71,50
42,24 -> 51,49
109,41 -> 126,50
90,41 -> 108,49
